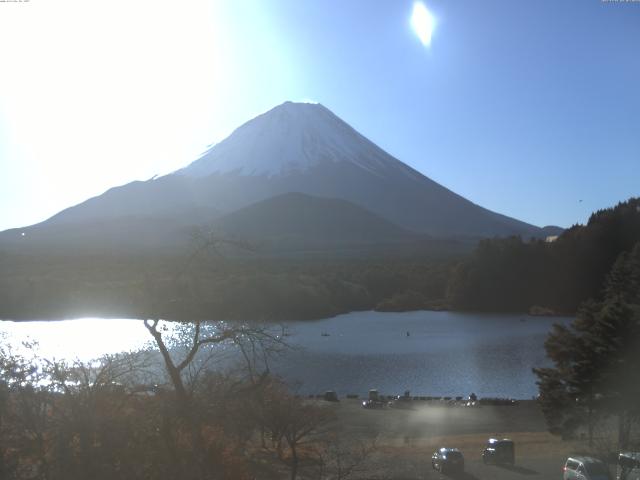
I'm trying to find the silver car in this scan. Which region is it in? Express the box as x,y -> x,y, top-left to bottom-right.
564,456 -> 611,480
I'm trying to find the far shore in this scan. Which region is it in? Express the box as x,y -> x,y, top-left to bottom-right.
0,306 -> 574,323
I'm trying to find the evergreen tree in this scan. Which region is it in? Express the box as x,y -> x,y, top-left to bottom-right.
534,242 -> 640,448
448,197 -> 640,313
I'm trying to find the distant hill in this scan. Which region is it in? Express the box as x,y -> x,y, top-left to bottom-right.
0,101 -> 549,255
448,197 -> 640,314
212,192 -> 418,251
0,217 -> 193,253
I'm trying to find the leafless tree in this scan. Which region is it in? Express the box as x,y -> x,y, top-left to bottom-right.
143,317 -> 287,479
141,229 -> 293,478
315,433 -> 379,480
256,381 -> 335,480
45,352 -> 155,479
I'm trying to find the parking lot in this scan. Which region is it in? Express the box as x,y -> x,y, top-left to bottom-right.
326,399 -> 592,479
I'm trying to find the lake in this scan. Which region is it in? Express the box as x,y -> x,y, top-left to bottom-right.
0,310 -> 571,399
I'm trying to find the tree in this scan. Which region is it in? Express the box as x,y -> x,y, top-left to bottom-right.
45,352 -> 153,480
448,197 -> 640,314
257,379 -> 334,480
315,432 -> 378,480
534,242 -> 640,449
0,338 -> 42,479
143,318 -> 287,479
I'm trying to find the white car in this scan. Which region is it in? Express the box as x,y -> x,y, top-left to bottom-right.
564,456 -> 611,480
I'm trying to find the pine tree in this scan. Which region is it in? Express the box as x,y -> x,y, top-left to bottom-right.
534,242 -> 640,448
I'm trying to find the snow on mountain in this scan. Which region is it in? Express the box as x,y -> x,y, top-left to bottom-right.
177,101 -> 421,181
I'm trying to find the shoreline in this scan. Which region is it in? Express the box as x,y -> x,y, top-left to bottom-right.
1,312 -> 565,401
0,306 -> 574,323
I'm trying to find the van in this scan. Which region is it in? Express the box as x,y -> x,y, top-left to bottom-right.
618,452 -> 640,480
431,447 -> 465,474
323,390 -> 339,402
563,456 -> 611,480
482,438 -> 515,465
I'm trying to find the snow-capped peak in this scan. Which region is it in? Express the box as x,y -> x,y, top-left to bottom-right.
176,101 -> 405,178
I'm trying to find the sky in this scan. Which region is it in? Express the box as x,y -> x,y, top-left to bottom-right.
0,0 -> 638,232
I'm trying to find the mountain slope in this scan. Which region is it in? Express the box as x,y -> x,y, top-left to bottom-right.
1,101 -> 547,252
177,101 -> 420,179
213,192 -> 417,250
174,101 -> 543,237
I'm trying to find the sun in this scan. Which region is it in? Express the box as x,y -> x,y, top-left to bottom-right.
411,2 -> 435,47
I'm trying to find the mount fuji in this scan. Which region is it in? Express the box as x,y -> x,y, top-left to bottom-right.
1,102 -> 549,253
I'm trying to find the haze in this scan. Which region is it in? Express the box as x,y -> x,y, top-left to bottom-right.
0,0 -> 639,232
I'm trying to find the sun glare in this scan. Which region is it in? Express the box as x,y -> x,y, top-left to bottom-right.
411,2 -> 435,47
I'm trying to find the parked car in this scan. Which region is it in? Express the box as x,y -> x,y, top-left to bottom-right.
563,456 -> 611,480
323,390 -> 339,402
431,447 -> 464,474
389,392 -> 413,409
361,399 -> 385,409
368,389 -> 379,401
482,438 -> 515,465
618,452 -> 640,480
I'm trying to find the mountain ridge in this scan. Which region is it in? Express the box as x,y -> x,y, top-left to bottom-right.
1,101 -> 552,252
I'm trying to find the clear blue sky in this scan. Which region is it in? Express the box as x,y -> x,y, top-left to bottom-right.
0,0 -> 638,231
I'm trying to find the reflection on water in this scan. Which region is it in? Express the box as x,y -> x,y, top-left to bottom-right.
0,311 -> 571,399
0,318 -> 156,361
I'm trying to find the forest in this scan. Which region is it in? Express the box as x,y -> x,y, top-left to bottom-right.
447,198 -> 640,314
0,249 -> 454,321
1,198 -> 638,321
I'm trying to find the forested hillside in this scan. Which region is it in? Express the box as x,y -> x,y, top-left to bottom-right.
2,198 -> 638,321
447,198 -> 640,313
0,252 -> 454,321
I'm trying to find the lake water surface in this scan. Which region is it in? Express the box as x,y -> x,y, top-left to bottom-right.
0,311 -> 571,399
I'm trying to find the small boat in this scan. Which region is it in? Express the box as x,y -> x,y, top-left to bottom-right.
321,332 -> 330,337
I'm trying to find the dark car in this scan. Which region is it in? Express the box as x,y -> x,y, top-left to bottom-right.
618,452 -> 640,480
564,456 -> 612,480
432,447 -> 465,474
323,390 -> 339,402
389,393 -> 414,409
482,438 -> 515,465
